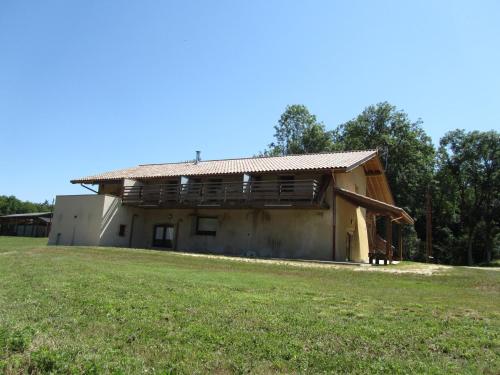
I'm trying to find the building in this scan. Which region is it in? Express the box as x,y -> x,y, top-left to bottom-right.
0,212 -> 52,237
48,150 -> 413,263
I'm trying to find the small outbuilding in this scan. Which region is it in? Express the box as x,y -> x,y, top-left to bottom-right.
0,212 -> 52,237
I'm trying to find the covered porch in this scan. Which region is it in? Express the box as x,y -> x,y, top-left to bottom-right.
335,187 -> 414,265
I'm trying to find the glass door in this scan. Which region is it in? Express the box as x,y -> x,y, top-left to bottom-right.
152,224 -> 174,248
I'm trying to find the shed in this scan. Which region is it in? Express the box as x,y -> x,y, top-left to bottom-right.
0,212 -> 52,237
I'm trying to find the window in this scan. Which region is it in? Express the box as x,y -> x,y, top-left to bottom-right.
190,178 -> 202,186
196,217 -> 217,236
152,224 -> 174,248
118,224 -> 126,237
208,179 -> 222,192
279,175 -> 295,193
165,180 -> 180,201
186,178 -> 202,197
251,175 -> 263,191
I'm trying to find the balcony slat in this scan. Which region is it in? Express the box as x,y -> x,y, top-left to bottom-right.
122,179 -> 322,208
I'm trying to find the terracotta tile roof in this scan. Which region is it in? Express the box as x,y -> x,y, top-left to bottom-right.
71,150 -> 378,183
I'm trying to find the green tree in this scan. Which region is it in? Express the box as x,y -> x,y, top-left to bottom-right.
434,130 -> 499,265
261,102 -> 499,265
265,105 -> 334,155
333,102 -> 435,259
0,195 -> 53,216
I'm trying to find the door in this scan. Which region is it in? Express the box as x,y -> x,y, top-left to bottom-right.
346,232 -> 352,261
152,224 -> 174,248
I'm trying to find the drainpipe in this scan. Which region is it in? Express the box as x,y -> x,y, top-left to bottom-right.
331,172 -> 336,261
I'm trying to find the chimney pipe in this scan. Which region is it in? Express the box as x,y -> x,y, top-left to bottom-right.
195,150 -> 201,164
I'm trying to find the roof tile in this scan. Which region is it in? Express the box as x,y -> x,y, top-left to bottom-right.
71,150 -> 377,183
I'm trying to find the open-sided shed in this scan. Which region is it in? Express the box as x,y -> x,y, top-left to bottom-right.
0,212 -> 52,237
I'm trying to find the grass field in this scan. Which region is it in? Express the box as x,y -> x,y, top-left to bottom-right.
0,237 -> 498,374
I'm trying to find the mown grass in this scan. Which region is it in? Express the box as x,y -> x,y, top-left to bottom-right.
0,237 -> 498,374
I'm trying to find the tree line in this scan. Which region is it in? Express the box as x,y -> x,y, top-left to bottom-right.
0,195 -> 53,216
263,103 -> 499,265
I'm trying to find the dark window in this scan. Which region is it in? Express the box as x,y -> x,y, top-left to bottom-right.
251,175 -> 263,191
196,217 -> 217,236
118,224 -> 126,237
185,178 -> 202,198
279,175 -> 295,192
207,178 -> 223,200
165,180 -> 180,201
191,178 -> 202,185
152,224 -> 174,248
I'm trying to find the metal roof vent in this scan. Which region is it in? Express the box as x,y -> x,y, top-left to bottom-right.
195,151 -> 201,164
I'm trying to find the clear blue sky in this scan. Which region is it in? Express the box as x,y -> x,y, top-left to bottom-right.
1,1 -> 499,202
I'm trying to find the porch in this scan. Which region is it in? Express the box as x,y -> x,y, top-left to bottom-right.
121,179 -> 326,209
334,187 -> 414,264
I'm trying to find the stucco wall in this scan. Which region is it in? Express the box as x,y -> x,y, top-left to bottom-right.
99,195 -> 138,247
334,167 -> 369,262
120,207 -> 333,260
48,194 -> 334,260
99,183 -> 122,196
48,195 -> 104,246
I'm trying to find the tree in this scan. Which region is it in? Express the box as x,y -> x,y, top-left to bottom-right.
434,130 -> 499,265
332,102 -> 435,259
0,195 -> 53,216
260,102 -> 499,265
265,105 -> 334,155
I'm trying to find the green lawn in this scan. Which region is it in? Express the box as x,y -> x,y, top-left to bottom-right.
0,237 -> 498,374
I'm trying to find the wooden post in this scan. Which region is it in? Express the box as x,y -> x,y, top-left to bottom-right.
331,173 -> 336,261
385,216 -> 392,264
398,224 -> 403,261
426,189 -> 432,262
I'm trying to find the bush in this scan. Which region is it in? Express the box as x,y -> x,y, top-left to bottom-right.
29,347 -> 66,373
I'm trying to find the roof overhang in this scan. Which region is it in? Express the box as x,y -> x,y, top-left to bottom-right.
69,150 -> 378,185
362,155 -> 395,205
335,187 -> 414,225
0,212 -> 52,219
70,167 -> 353,185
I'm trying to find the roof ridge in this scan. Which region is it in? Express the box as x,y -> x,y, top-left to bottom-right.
139,149 -> 377,167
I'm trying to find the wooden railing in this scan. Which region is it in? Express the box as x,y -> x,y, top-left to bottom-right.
368,235 -> 396,264
121,179 -> 322,208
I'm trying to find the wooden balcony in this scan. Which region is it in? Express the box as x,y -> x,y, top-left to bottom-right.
121,179 -> 325,209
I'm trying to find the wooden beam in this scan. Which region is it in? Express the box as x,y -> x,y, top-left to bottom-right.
426,189 -> 432,262
398,224 -> 403,261
331,172 -> 336,261
385,216 -> 393,264
317,174 -> 332,205
365,171 -> 383,177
